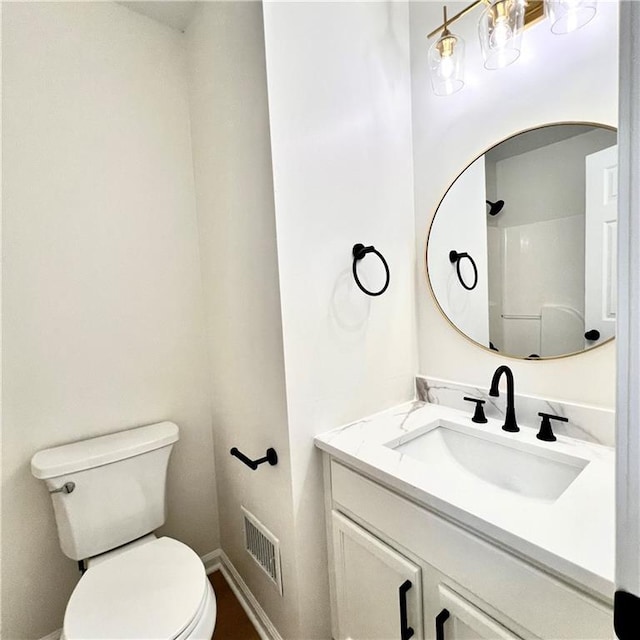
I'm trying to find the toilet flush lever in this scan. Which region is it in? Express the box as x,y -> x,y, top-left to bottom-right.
49,481 -> 75,495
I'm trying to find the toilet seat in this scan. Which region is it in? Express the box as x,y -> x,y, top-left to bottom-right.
174,579 -> 216,640
64,537 -> 215,640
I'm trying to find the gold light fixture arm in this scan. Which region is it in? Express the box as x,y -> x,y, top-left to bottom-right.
427,0 -> 484,39
442,6 -> 449,35
426,0 -> 544,39
437,7 -> 457,58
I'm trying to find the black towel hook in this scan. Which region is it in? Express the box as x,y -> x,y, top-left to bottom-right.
449,250 -> 478,291
352,244 -> 390,297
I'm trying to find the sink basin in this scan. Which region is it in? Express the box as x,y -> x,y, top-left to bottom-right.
388,420 -> 589,501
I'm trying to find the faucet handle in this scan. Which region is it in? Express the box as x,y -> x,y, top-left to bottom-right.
536,412 -> 568,442
463,397 -> 488,424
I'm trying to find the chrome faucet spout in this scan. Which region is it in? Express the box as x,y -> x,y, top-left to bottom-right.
489,365 -> 519,432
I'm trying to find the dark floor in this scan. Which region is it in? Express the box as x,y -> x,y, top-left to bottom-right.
209,571 -> 261,640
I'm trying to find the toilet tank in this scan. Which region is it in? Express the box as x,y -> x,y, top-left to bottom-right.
31,422 -> 179,561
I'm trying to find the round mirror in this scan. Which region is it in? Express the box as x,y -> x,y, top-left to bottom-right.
426,123 -> 617,359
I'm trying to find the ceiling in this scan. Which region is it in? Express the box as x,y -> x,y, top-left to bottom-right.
118,1 -> 197,32
486,125 -> 600,164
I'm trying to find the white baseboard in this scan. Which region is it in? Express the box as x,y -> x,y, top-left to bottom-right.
203,548 -> 283,640
38,629 -> 62,640
201,548 -> 223,575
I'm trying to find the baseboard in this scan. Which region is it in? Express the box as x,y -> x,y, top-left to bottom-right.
201,548 -> 223,575
38,629 -> 61,640
202,548 -> 283,640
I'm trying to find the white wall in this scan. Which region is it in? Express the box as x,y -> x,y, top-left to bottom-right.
263,1 -> 416,636
2,3 -> 219,637
184,4 -> 301,638
491,128 -> 615,228
500,215 -> 585,356
487,226 -> 503,347
411,0 -> 618,408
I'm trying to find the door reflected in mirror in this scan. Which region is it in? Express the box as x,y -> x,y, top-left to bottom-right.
426,123 -> 617,359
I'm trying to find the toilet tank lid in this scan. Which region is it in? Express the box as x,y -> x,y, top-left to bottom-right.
31,422 -> 179,479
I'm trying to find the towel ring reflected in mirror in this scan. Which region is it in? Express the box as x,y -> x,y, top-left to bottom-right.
449,250 -> 479,291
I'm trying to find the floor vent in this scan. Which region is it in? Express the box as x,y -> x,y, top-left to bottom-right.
242,506 -> 283,595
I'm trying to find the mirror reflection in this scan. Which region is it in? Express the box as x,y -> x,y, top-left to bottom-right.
427,123 -> 617,359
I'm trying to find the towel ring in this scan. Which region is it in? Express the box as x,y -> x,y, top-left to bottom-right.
352,244 -> 390,297
449,250 -> 478,291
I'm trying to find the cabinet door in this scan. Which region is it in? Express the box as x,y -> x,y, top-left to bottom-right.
432,584 -> 524,640
332,511 -> 424,640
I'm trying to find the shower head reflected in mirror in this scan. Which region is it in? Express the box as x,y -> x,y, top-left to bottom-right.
486,199 -> 505,216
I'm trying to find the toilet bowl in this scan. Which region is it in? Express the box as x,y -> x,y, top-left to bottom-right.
31,422 -> 217,640
63,537 -> 216,640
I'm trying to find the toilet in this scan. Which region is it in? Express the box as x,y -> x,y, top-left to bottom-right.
31,422 -> 216,640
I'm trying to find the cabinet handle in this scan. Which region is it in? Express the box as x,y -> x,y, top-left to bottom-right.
436,608 -> 450,640
398,580 -> 414,640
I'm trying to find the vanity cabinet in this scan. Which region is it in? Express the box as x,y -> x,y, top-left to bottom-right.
332,511 -> 424,640
432,583 -> 522,640
324,458 -> 613,640
332,509 -> 521,640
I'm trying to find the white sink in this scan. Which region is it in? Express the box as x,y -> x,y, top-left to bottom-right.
388,420 -> 589,501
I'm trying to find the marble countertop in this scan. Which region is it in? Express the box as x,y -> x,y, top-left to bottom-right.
315,401 -> 615,602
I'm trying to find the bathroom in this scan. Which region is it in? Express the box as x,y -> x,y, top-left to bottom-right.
1,1 -> 638,639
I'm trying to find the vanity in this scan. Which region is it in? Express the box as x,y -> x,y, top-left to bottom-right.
314,96 -> 618,639
315,400 -> 614,640
310,118 -> 618,639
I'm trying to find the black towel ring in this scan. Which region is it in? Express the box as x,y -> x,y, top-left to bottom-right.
449,250 -> 478,291
352,244 -> 390,297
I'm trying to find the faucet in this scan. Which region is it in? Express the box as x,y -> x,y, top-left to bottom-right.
489,365 -> 519,432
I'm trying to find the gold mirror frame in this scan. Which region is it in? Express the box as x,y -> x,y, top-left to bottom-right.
425,121 -> 618,361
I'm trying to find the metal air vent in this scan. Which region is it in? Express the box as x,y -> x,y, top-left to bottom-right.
242,506 -> 283,595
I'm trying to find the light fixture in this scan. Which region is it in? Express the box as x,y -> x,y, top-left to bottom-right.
428,7 -> 465,96
426,0 -> 597,95
546,0 -> 597,35
478,0 -> 525,70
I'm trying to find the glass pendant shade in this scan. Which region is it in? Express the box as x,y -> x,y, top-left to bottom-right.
546,0 -> 597,34
478,0 -> 525,70
429,31 -> 465,96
